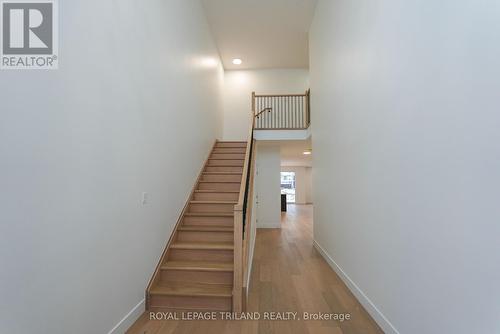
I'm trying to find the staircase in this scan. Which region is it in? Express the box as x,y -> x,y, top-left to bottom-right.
146,141 -> 247,312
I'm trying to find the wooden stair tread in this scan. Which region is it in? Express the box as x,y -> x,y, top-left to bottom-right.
194,190 -> 239,193
178,225 -> 234,232
190,200 -> 237,204
184,212 -> 234,217
171,241 -> 234,250
215,145 -> 247,148
213,148 -> 246,150
162,261 -> 234,272
147,140 -> 246,312
214,146 -> 246,149
198,181 -> 241,184
203,172 -> 242,175
212,150 -> 246,153
216,142 -> 246,144
151,282 -> 232,297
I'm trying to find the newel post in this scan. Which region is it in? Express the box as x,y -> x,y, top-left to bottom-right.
251,91 -> 255,114
305,89 -> 311,126
251,91 -> 256,127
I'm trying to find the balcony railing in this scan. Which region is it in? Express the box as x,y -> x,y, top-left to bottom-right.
252,90 -> 310,130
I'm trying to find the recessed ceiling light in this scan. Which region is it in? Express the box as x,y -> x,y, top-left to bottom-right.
232,58 -> 242,65
303,150 -> 312,155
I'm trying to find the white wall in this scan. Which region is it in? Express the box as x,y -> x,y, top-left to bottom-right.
0,1 -> 223,334
305,167 -> 313,204
256,144 -> 281,228
280,166 -> 313,204
223,69 -> 309,140
310,1 -> 500,334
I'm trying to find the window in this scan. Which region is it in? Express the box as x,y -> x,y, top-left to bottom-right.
280,172 -> 296,203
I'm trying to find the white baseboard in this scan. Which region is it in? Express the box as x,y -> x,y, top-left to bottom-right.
107,299 -> 145,334
313,240 -> 399,334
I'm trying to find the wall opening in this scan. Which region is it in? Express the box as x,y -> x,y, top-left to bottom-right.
280,171 -> 296,203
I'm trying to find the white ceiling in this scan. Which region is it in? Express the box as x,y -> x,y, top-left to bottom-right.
257,139 -> 312,166
280,139 -> 312,167
201,0 -> 318,70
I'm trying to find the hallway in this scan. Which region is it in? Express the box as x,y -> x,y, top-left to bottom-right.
127,205 -> 382,334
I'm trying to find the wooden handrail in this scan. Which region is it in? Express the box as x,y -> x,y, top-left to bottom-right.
242,143 -> 256,298
233,112 -> 255,312
254,93 -> 307,97
235,121 -> 254,210
254,107 -> 272,118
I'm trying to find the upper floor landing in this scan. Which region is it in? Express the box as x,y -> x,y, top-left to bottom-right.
252,90 -> 311,141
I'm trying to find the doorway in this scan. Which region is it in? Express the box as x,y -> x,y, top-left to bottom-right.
280,171 -> 296,203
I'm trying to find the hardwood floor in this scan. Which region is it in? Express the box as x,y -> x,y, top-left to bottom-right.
127,205 -> 384,334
